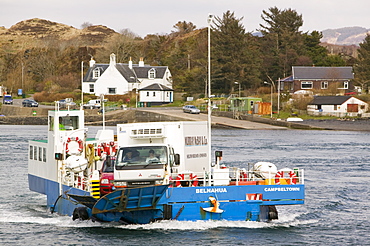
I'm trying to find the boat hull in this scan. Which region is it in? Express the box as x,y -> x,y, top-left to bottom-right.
29,174 -> 304,223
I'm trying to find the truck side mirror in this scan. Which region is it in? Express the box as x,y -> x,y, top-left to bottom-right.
174,154 -> 180,166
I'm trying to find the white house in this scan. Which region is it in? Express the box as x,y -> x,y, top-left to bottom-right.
82,54 -> 173,96
307,96 -> 369,117
138,83 -> 174,106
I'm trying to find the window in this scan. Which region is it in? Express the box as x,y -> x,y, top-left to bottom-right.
89,84 -> 94,93
29,145 -> 33,160
301,81 -> 313,89
34,146 -> 38,160
146,92 -> 149,97
39,147 -> 42,161
334,105 -> 338,110
343,81 -> 349,89
43,147 -> 47,162
153,92 -> 156,97
321,81 -> 328,89
59,116 -> 79,131
108,88 -> 116,94
148,68 -> 156,79
93,68 -> 100,79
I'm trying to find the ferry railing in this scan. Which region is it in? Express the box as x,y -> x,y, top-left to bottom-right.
169,167 -> 304,187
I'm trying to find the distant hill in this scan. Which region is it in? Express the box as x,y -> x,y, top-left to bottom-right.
321,26 -> 370,46
0,18 -> 118,45
2,18 -> 368,51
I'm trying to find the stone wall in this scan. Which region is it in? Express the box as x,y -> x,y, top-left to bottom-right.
0,108 -> 190,125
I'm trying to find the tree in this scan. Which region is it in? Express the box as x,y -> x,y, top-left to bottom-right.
260,6 -> 303,35
172,21 -> 197,35
95,31 -> 140,63
81,22 -> 93,29
354,34 -> 370,93
212,11 -> 262,93
302,31 -> 328,66
259,7 -> 304,80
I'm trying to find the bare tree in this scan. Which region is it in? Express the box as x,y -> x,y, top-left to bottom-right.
81,22 -> 93,29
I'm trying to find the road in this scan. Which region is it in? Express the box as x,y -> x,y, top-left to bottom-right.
138,107 -> 287,130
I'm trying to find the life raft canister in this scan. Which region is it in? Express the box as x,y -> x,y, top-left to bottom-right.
109,141 -> 117,156
97,142 -> 117,157
239,169 -> 248,181
175,172 -> 199,187
66,137 -> 83,154
275,169 -> 297,185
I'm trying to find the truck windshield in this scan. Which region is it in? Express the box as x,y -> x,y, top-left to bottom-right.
116,146 -> 167,170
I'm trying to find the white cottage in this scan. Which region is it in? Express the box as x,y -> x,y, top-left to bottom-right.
138,83 -> 174,106
307,96 -> 369,117
82,54 -> 173,96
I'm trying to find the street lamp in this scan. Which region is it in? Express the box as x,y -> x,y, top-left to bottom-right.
207,13 -> 213,169
264,81 -> 273,118
234,81 -> 241,97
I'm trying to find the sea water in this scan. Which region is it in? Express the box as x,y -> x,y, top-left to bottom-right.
0,125 -> 369,245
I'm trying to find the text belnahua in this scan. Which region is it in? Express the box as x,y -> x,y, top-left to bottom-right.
196,188 -> 227,194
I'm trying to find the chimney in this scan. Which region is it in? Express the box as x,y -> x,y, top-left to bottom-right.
89,57 -> 96,67
109,53 -> 116,66
139,57 -> 144,67
129,57 -> 133,69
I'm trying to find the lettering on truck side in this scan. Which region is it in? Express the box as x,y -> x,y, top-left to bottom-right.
187,153 -> 207,159
184,136 -> 208,146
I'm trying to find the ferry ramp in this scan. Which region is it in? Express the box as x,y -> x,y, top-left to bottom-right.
138,108 -> 287,130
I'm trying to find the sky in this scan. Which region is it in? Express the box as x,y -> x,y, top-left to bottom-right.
1,0 -> 369,37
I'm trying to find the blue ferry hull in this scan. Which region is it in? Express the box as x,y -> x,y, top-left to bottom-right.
29,173 -> 304,224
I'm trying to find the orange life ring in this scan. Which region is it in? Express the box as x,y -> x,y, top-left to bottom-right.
275,170 -> 297,185
66,137 -> 83,154
176,173 -> 198,187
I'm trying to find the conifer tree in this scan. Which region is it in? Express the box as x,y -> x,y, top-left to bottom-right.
212,11 -> 261,93
354,34 -> 370,93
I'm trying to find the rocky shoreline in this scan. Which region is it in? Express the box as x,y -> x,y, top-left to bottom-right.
1,108 -> 370,131
294,118 -> 370,131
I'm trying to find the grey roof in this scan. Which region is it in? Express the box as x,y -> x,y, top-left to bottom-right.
83,64 -> 108,82
139,83 -> 173,91
309,96 -> 352,105
292,66 -> 354,80
83,63 -> 168,83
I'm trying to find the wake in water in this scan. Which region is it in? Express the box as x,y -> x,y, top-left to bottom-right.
0,200 -> 317,231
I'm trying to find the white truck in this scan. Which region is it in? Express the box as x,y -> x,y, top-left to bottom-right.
113,121 -> 210,188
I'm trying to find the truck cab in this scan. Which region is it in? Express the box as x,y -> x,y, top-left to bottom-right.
113,145 -> 178,188
100,156 -> 115,195
111,121 -> 210,190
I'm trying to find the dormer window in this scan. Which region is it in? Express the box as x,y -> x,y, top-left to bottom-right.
148,68 -> 156,79
93,68 -> 100,79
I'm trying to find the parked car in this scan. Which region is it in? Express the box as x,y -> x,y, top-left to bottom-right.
58,99 -> 77,109
22,99 -> 39,107
83,99 -> 101,109
183,105 -> 200,114
3,95 -> 13,105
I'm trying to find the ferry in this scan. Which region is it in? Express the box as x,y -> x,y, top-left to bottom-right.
28,107 -> 305,224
